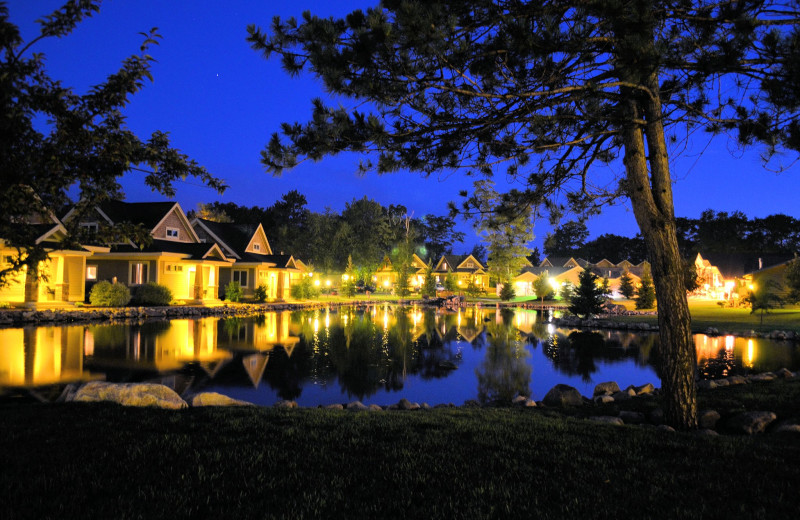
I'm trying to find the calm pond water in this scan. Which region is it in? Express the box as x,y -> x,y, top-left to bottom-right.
2,305 -> 799,406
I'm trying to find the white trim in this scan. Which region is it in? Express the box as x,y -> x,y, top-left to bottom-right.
151,203 -> 201,243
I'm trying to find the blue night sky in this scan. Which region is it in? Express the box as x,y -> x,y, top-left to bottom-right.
9,1 -> 800,252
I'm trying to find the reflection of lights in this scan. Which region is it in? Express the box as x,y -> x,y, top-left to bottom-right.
313,319 -> 319,333
343,314 -> 349,326
747,339 -> 755,367
725,335 -> 734,350
547,323 -> 555,335
457,311 -> 462,326
383,312 -> 389,329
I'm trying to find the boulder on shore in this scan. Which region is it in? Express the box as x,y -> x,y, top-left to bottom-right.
71,382 -> 187,409
593,381 -> 620,397
191,392 -> 253,407
543,384 -> 584,407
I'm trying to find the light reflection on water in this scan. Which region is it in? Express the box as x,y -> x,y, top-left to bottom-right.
1,305 -> 798,406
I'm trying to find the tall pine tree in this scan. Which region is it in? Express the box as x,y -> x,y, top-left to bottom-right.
250,0 -> 799,429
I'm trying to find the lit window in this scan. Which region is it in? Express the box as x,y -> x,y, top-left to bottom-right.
86,265 -> 97,281
130,262 -> 149,284
166,228 -> 179,239
233,269 -> 249,288
253,243 -> 261,251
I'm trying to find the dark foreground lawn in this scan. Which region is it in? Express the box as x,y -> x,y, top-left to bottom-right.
2,386 -> 800,520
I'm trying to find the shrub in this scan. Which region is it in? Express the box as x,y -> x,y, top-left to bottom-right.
224,281 -> 243,302
131,282 -> 173,306
254,284 -> 269,303
499,282 -> 515,301
89,281 -> 131,307
291,276 -> 320,300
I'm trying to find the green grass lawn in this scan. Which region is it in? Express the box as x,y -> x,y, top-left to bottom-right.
606,300 -> 800,334
2,390 -> 800,520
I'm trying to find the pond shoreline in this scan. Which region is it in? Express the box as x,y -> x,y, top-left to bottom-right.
1,299 -> 797,343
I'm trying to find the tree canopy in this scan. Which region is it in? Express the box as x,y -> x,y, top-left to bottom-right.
0,1 -> 226,286
250,0 -> 799,429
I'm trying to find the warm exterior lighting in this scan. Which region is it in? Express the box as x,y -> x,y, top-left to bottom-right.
749,284 -> 755,291
326,280 -> 331,287
342,274 -> 349,281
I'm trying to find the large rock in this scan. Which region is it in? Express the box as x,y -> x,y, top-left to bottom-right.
191,392 -> 253,407
346,401 -> 368,411
72,382 -> 187,409
633,383 -> 655,396
726,375 -> 748,386
724,411 -> 777,435
593,381 -> 620,397
698,409 -> 721,430
749,372 -> 776,383
619,410 -> 646,424
543,384 -> 584,407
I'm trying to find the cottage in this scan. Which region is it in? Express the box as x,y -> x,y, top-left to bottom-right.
0,214 -> 96,307
191,218 -> 302,300
433,254 -> 490,292
65,201 -> 232,303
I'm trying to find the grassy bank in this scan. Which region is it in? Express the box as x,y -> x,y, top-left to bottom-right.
3,381 -> 800,519
599,300 -> 800,334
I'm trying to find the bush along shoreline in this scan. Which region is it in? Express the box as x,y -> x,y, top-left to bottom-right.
55,368 -> 800,436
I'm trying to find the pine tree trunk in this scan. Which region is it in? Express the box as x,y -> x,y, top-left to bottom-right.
621,73 -> 698,430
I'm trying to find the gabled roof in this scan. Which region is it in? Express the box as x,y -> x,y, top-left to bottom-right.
192,218 -> 274,259
435,254 -> 486,273
540,256 -> 587,268
260,254 -> 300,270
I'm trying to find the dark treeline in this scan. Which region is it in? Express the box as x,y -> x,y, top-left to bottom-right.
191,191 -> 467,274
545,210 -> 800,263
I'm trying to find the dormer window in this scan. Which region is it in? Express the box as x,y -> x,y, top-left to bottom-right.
80,222 -> 98,234
166,227 -> 179,239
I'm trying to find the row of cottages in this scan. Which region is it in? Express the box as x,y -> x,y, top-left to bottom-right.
65,201 -> 233,304
191,218 -> 303,300
514,256 -> 651,299
372,253 -> 490,292
0,214 -> 97,306
0,201 -> 305,308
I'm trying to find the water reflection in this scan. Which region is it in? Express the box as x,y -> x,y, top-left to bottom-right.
475,309 -> 531,403
1,306 -> 799,405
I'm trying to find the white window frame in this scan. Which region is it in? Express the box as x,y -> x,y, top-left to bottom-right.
80,222 -> 99,234
165,227 -> 180,239
232,269 -> 249,288
129,262 -> 149,285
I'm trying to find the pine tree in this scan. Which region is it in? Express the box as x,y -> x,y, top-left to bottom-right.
342,256 -> 356,297
619,271 -> 636,299
250,0 -> 800,429
569,269 -> 607,319
636,273 -> 657,310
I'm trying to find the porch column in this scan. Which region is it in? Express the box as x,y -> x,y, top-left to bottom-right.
23,267 -> 39,304
194,265 -> 204,300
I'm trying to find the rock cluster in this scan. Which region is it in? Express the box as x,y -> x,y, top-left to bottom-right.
57,367 -> 799,437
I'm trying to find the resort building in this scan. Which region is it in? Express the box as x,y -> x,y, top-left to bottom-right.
432,254 -> 490,292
